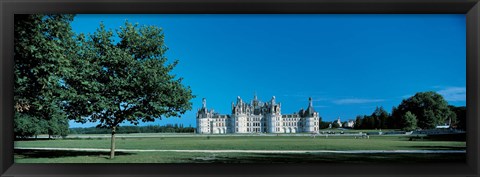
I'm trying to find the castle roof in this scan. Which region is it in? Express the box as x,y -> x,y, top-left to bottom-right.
303,97 -> 316,117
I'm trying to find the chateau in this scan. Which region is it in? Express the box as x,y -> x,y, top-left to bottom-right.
196,95 -> 320,134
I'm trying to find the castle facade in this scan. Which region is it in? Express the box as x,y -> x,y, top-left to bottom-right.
196,95 -> 320,134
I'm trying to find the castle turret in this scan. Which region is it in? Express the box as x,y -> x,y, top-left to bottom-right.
197,98 -> 208,117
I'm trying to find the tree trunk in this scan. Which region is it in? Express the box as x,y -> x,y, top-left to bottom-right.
110,126 -> 116,159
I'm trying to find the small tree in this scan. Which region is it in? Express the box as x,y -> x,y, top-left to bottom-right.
64,22 -> 194,159
13,113 -> 46,139
402,111 -> 417,131
361,116 -> 375,129
449,105 -> 466,130
387,106 -> 400,129
331,121 -> 340,128
371,106 -> 389,129
354,115 -> 362,129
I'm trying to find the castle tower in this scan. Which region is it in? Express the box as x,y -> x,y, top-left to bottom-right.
197,98 -> 210,134
303,97 -> 318,133
253,92 -> 258,104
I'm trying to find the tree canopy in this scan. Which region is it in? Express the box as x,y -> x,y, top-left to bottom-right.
401,111 -> 418,131
352,92 -> 462,131
14,14 -> 75,138
392,91 -> 455,129
371,106 -> 389,129
62,22 -> 194,158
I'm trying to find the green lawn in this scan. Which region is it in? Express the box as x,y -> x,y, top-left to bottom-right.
15,135 -> 466,151
14,134 -> 466,163
14,150 -> 466,163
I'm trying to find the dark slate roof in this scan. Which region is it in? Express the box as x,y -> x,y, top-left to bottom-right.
303,97 -> 316,117
304,105 -> 315,117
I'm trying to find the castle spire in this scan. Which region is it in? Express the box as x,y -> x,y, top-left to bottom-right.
303,97 -> 316,117
309,97 -> 313,107
202,98 -> 207,108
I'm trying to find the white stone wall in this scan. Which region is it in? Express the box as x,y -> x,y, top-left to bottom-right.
197,118 -> 211,134
235,114 -> 247,133
198,114 -> 320,134
211,117 -> 227,134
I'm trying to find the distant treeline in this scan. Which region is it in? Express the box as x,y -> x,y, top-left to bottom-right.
350,92 -> 466,131
69,124 -> 195,134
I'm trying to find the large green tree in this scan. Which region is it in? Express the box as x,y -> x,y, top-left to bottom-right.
63,22 -> 194,159
392,91 -> 455,129
14,14 -> 75,138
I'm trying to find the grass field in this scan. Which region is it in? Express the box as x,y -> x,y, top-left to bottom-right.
14,150 -> 466,163
14,134 -> 466,163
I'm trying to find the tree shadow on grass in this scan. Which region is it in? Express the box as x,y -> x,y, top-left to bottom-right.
190,153 -> 466,164
14,138 -> 51,141
14,149 -> 135,159
397,146 -> 466,150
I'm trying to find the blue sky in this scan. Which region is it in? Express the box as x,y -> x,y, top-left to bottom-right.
68,14 -> 466,128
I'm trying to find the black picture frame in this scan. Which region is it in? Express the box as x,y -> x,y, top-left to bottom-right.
1,0 -> 479,176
